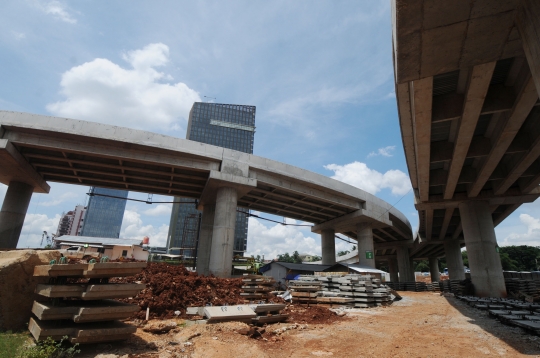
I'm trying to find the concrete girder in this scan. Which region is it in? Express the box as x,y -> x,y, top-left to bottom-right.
411,77 -> 433,202
517,0 -> 540,98
0,140 -> 49,193
494,138 -> 540,195
469,77 -> 539,197
243,193 -> 334,218
311,209 -> 392,236
396,82 -> 419,189
425,208 -> 433,240
249,188 -> 348,214
238,198 -> 328,222
444,62 -> 496,200
438,208 -> 454,241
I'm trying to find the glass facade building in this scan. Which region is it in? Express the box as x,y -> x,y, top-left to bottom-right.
80,187 -> 128,238
167,102 -> 256,256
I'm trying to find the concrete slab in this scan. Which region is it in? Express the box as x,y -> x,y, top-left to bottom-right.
203,305 -> 256,323
28,317 -> 136,343
35,283 -> 145,299
32,300 -> 140,322
33,262 -> 147,278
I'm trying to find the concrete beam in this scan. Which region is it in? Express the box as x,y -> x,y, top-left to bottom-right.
0,139 -> 49,193
425,209 -> 433,240
411,77 -> 433,202
444,62 -> 496,200
396,82 -> 419,189
517,0 -> 540,97
197,170 -> 256,210
469,77 -> 539,197
438,208 -> 454,240
311,209 -> 391,234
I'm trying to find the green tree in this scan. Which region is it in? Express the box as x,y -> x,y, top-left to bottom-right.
337,250 -> 350,257
499,252 -> 519,271
462,251 -> 469,267
499,246 -> 540,271
413,260 -> 430,272
277,251 -> 302,264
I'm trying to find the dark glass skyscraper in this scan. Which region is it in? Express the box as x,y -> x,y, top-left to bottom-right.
80,187 -> 128,238
167,102 -> 256,256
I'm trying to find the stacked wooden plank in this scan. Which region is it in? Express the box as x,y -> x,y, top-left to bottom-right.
29,262 -> 146,343
241,275 -> 276,302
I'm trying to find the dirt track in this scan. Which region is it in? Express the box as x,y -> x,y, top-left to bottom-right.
80,292 -> 540,357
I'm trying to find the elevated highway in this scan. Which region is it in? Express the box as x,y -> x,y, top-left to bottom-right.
393,0 -> 540,296
0,111 -> 413,278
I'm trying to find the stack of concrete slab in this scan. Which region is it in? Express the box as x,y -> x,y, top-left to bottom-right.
29,262 -> 146,343
337,275 -> 392,308
317,276 -> 344,292
241,275 -> 276,301
289,279 -> 321,304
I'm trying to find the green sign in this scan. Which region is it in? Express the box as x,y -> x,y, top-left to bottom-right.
365,250 -> 373,259
84,244 -> 89,248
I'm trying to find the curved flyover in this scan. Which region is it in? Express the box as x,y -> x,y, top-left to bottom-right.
0,111 -> 414,278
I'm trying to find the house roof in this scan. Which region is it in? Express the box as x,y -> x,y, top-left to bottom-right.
260,261 -> 331,273
323,263 -> 387,274
55,235 -> 143,247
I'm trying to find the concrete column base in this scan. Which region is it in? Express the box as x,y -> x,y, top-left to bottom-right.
444,239 -> 465,281
321,228 -> 336,265
196,204 -> 215,276
459,200 -> 506,298
208,187 -> 238,278
388,257 -> 399,282
0,181 -> 34,249
396,246 -> 414,282
429,257 -> 440,282
357,222 -> 375,268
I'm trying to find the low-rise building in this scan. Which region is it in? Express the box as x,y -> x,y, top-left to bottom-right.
53,235 -> 149,261
259,262 -> 332,287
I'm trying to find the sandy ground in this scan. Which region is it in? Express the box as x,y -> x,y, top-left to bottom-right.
79,292 -> 540,358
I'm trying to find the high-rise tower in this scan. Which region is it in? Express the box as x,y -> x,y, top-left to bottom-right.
80,187 -> 128,238
167,102 -> 256,257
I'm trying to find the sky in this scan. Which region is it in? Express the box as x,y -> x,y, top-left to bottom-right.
1,0 -> 539,259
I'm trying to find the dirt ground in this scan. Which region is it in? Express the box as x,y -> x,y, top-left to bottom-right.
78,292 -> 540,358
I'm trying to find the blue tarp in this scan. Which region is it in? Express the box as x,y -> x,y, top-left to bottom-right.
286,273 -> 300,280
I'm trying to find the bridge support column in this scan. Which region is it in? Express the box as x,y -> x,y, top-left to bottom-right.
0,181 -> 34,249
459,200 -> 506,297
208,187 -> 238,278
196,204 -> 215,276
396,246 -> 414,282
321,228 -> 336,265
429,257 -> 440,282
388,257 -> 399,282
357,223 -> 375,268
517,0 -> 540,97
444,239 -> 465,281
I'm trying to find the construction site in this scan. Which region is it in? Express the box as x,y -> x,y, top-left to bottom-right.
2,0 -> 540,356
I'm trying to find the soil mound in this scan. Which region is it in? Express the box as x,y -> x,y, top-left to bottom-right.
113,263 -> 248,319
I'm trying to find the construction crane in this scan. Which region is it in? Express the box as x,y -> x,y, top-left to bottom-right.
40,231 -> 54,248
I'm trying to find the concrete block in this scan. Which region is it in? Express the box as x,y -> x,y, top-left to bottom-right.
35,283 -> 145,300
28,317 -> 136,343
203,305 -> 256,323
32,300 -> 140,322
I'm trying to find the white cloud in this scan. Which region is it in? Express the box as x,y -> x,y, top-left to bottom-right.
367,145 -> 395,158
245,217 -> 352,260
143,204 -> 172,217
33,1 -> 77,24
39,191 -> 78,207
502,214 -> 540,246
324,161 -> 412,196
120,209 -> 169,247
47,43 -> 200,131
12,31 -> 26,40
18,213 -> 61,248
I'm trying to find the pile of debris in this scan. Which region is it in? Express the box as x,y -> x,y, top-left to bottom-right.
113,263 -> 285,319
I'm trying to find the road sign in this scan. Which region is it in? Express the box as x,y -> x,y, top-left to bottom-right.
365,251 -> 373,259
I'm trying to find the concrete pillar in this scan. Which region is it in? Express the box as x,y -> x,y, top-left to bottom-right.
388,257 -> 399,282
321,228 -> 336,265
444,239 -> 465,281
429,257 -> 440,282
459,200 -> 506,298
517,0 -> 540,97
357,222 -> 375,268
208,187 -> 238,278
396,246 -> 414,282
196,204 -> 215,276
0,181 -> 34,249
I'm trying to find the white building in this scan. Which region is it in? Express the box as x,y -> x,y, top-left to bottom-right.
56,205 -> 86,237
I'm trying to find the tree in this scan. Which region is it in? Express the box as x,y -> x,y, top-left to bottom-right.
498,246 -> 540,271
337,250 -> 350,257
414,260 -> 430,272
277,251 -> 302,264
462,251 -> 469,267
352,245 -> 357,251
499,252 -> 519,271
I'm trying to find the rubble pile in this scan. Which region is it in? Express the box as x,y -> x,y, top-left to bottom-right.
113,263 -> 247,319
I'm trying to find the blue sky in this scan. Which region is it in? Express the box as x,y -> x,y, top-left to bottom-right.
1,0 -> 538,258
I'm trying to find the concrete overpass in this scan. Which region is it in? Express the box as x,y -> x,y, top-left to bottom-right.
0,111 -> 414,278
393,0 -> 540,296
